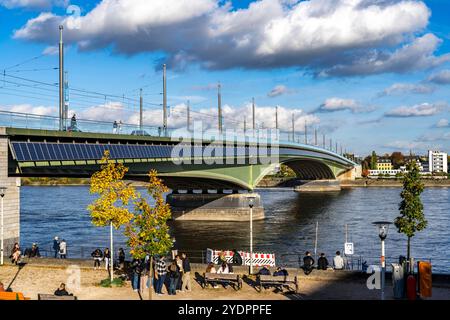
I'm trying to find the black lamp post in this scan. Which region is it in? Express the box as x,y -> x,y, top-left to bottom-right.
372,221 -> 392,300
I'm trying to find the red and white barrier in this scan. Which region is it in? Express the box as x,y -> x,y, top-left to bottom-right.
206,248 -> 276,267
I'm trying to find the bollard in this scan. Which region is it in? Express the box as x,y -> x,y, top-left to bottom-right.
406,275 -> 417,300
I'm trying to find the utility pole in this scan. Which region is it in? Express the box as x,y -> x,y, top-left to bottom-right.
329,138 -> 332,151
340,144 -> 343,155
323,134 -> 325,148
139,88 -> 143,130
304,121 -> 307,144
244,118 -> 247,135
275,106 -> 279,140
314,128 -> 317,146
218,83 -> 222,134
252,97 -> 256,131
162,64 -> 167,136
291,113 -> 295,142
336,142 -> 338,153
58,25 -> 64,131
64,71 -> 69,129
187,100 -> 190,131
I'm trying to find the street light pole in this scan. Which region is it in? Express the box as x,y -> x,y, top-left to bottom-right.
248,196 -> 256,275
0,187 -> 6,266
373,221 -> 392,301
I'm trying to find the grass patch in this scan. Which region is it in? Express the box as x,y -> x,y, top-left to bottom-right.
99,277 -> 125,288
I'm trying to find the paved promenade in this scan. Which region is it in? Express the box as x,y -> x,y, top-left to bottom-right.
1,257 -> 449,300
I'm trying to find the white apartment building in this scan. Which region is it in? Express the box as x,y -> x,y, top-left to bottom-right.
428,150 -> 448,173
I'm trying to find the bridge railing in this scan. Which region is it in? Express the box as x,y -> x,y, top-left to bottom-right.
0,110 -> 355,164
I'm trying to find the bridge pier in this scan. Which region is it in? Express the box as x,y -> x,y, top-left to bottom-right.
0,128 -> 21,259
166,192 -> 265,221
294,179 -> 341,192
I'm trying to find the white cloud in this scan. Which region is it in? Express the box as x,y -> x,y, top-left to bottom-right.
0,0 -> 67,9
12,0 -> 448,76
316,97 -> 374,113
382,140 -> 441,152
379,82 -> 434,96
436,119 -> 449,128
267,85 -> 297,97
428,69 -> 450,85
42,45 -> 58,55
4,103 -> 56,115
385,102 -> 446,117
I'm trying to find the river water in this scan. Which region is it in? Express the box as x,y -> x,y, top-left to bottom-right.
19,186 -> 450,273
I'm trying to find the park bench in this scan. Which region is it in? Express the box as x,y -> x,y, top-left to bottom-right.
0,292 -> 31,300
256,274 -> 299,293
202,273 -> 243,290
38,293 -> 77,300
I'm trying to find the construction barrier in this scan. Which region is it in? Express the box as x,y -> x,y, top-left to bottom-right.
418,261 -> 432,298
206,248 -> 276,267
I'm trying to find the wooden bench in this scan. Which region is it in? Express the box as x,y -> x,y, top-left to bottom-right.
0,292 -> 31,300
202,273 -> 242,290
257,274 -> 299,293
38,293 -> 77,300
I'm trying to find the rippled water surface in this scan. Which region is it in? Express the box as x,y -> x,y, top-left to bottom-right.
20,186 -> 450,273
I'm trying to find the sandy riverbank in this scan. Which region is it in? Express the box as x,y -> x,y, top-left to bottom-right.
1,260 -> 449,300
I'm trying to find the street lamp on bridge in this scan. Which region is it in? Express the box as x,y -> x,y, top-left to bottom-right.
247,195 -> 256,275
0,186 -> 6,266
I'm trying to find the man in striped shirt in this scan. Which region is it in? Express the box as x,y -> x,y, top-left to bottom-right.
155,256 -> 167,295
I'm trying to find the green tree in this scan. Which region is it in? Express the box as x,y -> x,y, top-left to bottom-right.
370,151 -> 377,170
88,151 -> 137,282
125,170 -> 173,300
394,161 -> 427,272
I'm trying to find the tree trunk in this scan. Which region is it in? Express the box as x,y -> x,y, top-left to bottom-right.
148,255 -> 153,300
110,221 -> 114,283
407,236 -> 411,274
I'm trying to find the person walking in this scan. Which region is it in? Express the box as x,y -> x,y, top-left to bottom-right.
59,239 -> 67,259
317,253 -> 329,270
155,256 -> 167,295
302,251 -> 315,275
53,237 -> 60,258
91,248 -> 103,270
168,261 -> 180,296
333,251 -> 344,270
181,252 -> 191,292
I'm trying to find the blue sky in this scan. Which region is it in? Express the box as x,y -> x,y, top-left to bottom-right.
0,0 -> 449,156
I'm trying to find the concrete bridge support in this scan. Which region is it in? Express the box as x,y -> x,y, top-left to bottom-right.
0,128 -> 20,260
294,179 -> 341,192
166,192 -> 265,221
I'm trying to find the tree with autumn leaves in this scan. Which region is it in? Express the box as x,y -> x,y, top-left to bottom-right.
88,151 -> 138,282
125,170 -> 173,300
88,151 -> 173,297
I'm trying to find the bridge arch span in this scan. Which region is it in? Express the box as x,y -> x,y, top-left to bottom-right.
281,159 -> 336,180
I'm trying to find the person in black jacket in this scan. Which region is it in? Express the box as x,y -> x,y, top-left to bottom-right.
317,253 -> 329,270
231,249 -> 243,266
181,253 -> 191,292
273,267 -> 288,276
54,283 -> 73,296
168,261 -> 180,295
302,251 -> 315,275
91,248 -> 103,270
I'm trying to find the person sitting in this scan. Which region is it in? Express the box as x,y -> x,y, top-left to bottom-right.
231,249 -> 243,266
217,262 -> 229,274
205,263 -> 218,288
317,253 -> 329,270
333,251 -> 344,270
30,243 -> 40,258
54,283 -> 72,296
273,266 -> 288,276
9,243 -> 21,265
302,251 -> 315,275
218,252 -> 227,265
257,266 -> 271,275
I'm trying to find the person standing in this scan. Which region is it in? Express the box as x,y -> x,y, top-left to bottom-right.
112,121 -> 118,134
317,253 -> 329,270
118,121 -> 123,134
53,237 -> 60,258
118,248 -> 125,270
333,251 -> 344,270
59,239 -> 67,259
103,248 -> 111,271
181,252 -> 191,292
175,255 -> 184,292
131,258 -> 142,292
167,261 -> 180,295
155,256 -> 167,295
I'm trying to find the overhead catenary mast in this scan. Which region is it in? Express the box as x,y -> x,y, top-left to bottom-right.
58,25 -> 64,131
218,83 -> 222,133
139,88 -> 143,130
162,64 -> 167,136
187,100 -> 190,131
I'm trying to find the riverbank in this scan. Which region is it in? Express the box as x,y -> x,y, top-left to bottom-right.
21,177 -> 148,187
341,178 -> 450,188
1,258 -> 449,300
